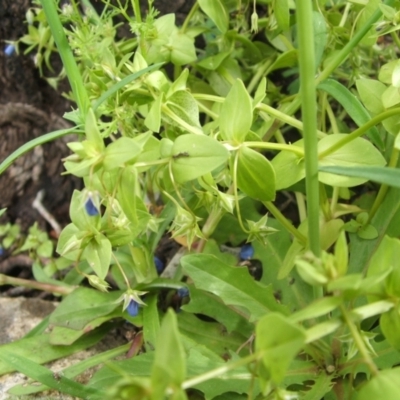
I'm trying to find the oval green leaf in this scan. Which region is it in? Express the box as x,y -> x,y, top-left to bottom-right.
171,134 -> 229,183
236,146 -> 276,201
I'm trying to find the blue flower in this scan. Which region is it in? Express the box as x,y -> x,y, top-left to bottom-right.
85,197 -> 99,216
154,256 -> 164,274
240,244 -> 254,260
127,299 -> 139,317
4,44 -> 15,57
115,290 -> 148,318
177,287 -> 189,298
0,246 -> 4,256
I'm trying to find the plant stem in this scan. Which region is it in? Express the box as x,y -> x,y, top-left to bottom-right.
182,351 -> 260,389
0,274 -> 74,295
340,305 -> 379,377
181,2 -> 199,33
295,0 -> 320,258
318,108 -> 400,159
263,201 -> 307,245
243,141 -> 304,157
40,0 -> 90,116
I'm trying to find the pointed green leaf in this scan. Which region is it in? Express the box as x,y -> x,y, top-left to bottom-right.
356,78 -> 386,114
145,94 -> 162,132
181,254 -> 287,321
236,146 -> 276,201
49,288 -> 122,330
103,137 -> 142,170
317,79 -> 384,150
220,79 -> 253,143
198,0 -> 229,33
151,310 -> 186,396
256,313 -> 306,384
83,233 -> 112,280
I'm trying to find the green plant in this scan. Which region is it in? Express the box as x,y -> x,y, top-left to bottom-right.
2,0 -> 400,399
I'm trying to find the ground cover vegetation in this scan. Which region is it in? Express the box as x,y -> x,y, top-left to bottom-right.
2,0 -> 400,398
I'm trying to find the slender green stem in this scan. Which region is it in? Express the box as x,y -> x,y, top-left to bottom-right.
0,274 -> 74,295
318,108 -> 400,159
111,253 -> 131,290
316,0 -> 395,85
181,2 -> 199,33
243,141 -> 304,157
340,305 -> 379,377
264,0 -> 395,138
296,0 -> 320,258
246,58 -> 273,94
263,201 -> 307,245
131,0 -> 142,23
182,351 -> 261,389
40,0 -> 90,116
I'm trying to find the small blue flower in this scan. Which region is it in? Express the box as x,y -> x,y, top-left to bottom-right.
127,299 -> 139,317
85,197 -> 99,216
0,246 -> 4,256
4,44 -> 15,57
240,244 -> 254,261
154,256 -> 164,274
177,287 -> 189,298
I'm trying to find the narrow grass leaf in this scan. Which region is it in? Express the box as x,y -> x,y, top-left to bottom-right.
317,79 -> 384,150
319,165 -> 400,189
1,350 -> 101,398
92,63 -> 164,111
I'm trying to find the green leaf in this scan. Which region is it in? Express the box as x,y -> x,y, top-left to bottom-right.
92,63 -> 164,111
198,0 -> 229,33
235,146 -> 276,201
318,134 -> 386,187
151,310 -> 186,396
49,288 -> 122,330
256,313 -> 306,384
103,137 -> 142,170
271,139 -> 305,190
9,344 -> 130,396
143,293 -> 160,350
85,108 -> 104,151
291,296 -> 343,323
356,78 -> 386,114
83,233 -> 112,280
356,368 -> 400,399
181,254 -> 287,321
367,236 -> 400,300
170,31 -> 197,66
197,51 -> 231,70
220,79 -> 253,143
379,307 -> 400,350
167,90 -> 201,129
0,323 -> 109,375
317,79 -> 384,150
69,190 -> 100,232
382,85 -> 400,108
181,286 -> 253,335
318,166 -> 400,189
275,0 -> 289,31
171,134 -> 229,183
145,94 -> 162,132
0,350 -> 102,398
349,187 -> 400,274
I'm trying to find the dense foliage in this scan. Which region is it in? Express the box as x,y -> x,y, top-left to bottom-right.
2,0 -> 400,399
